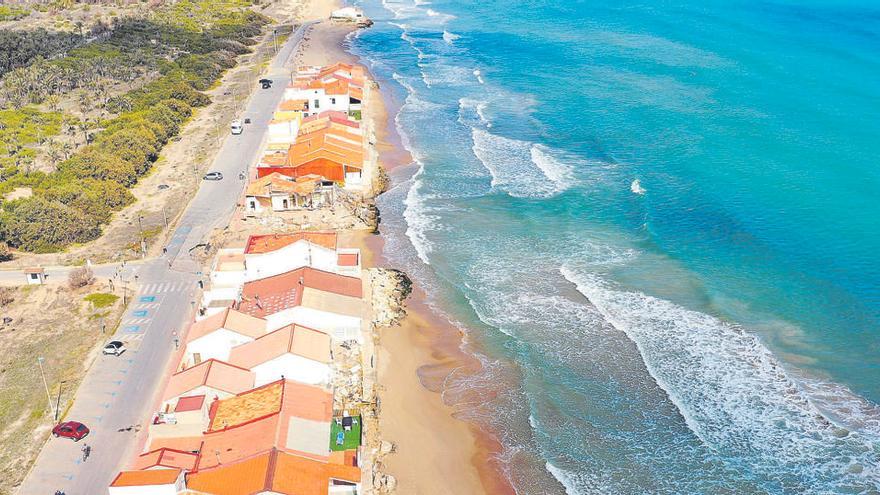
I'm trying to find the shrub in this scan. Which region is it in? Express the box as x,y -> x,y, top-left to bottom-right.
68,266 -> 95,289
0,242 -> 12,262
84,292 -> 119,309
0,287 -> 14,307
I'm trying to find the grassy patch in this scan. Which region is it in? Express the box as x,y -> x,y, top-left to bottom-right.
329,416 -> 362,451
83,292 -> 118,309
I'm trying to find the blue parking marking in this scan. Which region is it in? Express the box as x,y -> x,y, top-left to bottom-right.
123,325 -> 140,333
139,295 -> 156,303
132,309 -> 148,317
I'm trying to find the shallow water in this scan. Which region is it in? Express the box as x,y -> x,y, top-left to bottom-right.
350,1 -> 880,493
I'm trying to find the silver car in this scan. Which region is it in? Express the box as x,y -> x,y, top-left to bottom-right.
103,341 -> 125,356
203,172 -> 223,181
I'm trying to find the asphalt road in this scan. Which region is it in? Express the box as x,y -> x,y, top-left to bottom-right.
17,22 -> 313,495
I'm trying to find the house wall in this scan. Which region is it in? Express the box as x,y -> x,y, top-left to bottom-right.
245,243 -> 339,281
251,354 -> 330,387
284,88 -> 350,116
108,482 -> 181,495
270,194 -> 294,211
186,329 -> 255,363
268,119 -> 299,146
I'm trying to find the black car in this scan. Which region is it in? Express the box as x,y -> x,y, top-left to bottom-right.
259,78 -> 273,89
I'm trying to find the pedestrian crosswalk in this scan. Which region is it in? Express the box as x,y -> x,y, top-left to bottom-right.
139,281 -> 191,294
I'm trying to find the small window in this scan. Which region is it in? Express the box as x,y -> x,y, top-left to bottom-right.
314,99 -> 320,109
330,97 -> 336,105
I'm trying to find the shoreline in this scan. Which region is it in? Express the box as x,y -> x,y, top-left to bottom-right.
341,25 -> 516,489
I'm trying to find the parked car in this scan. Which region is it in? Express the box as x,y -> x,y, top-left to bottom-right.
231,119 -> 243,135
203,172 -> 224,181
102,341 -> 125,356
259,78 -> 272,89
52,421 -> 89,441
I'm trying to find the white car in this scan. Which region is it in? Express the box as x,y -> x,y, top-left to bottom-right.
231,119 -> 243,135
203,172 -> 223,181
103,341 -> 125,356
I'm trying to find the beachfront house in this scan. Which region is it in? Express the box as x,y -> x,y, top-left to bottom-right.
244,173 -> 334,214
228,324 -> 332,387
237,267 -> 366,342
183,308 -> 267,366
244,232 -> 362,279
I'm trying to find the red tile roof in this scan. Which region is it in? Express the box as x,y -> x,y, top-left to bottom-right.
244,232 -> 338,254
163,359 -> 254,402
238,267 -> 362,318
228,324 -> 332,369
337,252 -> 359,267
133,448 -> 199,471
174,395 -> 206,413
186,309 -> 267,343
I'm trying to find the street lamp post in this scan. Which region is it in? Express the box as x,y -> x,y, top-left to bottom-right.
137,215 -> 146,258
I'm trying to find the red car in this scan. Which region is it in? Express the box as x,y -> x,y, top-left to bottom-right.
52,421 -> 89,441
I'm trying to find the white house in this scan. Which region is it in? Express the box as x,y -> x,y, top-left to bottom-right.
238,267 -> 366,342
267,117 -> 299,148
330,7 -> 368,23
228,324 -> 332,387
243,232 -> 361,279
108,468 -> 185,495
183,309 -> 267,365
161,359 -> 254,408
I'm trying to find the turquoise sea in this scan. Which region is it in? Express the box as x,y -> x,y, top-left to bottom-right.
349,1 -> 880,493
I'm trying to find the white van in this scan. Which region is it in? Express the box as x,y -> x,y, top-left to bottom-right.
231,119 -> 243,135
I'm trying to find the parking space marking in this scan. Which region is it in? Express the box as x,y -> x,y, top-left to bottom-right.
123,325 -> 140,333
139,295 -> 156,303
132,310 -> 148,317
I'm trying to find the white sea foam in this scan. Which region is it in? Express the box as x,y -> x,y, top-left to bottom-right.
473,68 -> 485,84
402,167 -> 434,265
442,30 -> 460,45
458,97 -> 491,127
471,128 -> 574,198
531,144 -> 575,185
559,266 -> 880,491
630,178 -> 646,195
546,463 -> 587,495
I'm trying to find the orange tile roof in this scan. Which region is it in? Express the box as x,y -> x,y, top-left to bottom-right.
246,172 -> 299,197
186,309 -> 267,343
279,99 -> 308,112
260,150 -> 289,167
163,359 -> 254,402
134,448 -> 199,471
289,127 -> 364,168
110,468 -> 181,487
146,436 -> 204,454
244,232 -> 338,254
238,267 -> 362,318
228,324 -> 332,369
300,111 -> 360,132
194,380 -> 333,470
186,449 -> 360,495
207,381 -> 284,432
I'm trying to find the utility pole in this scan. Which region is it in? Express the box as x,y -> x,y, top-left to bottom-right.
37,357 -> 54,419
137,215 -> 146,258
162,207 -> 168,229
273,28 -> 278,54
54,381 -> 66,422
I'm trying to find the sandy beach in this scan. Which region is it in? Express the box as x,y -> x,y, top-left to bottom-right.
286,4 -> 508,492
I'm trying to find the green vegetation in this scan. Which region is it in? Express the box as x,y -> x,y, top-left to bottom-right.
329,416 -> 362,451
0,0 -> 270,253
84,292 -> 119,309
349,109 -> 362,121
0,5 -> 28,22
